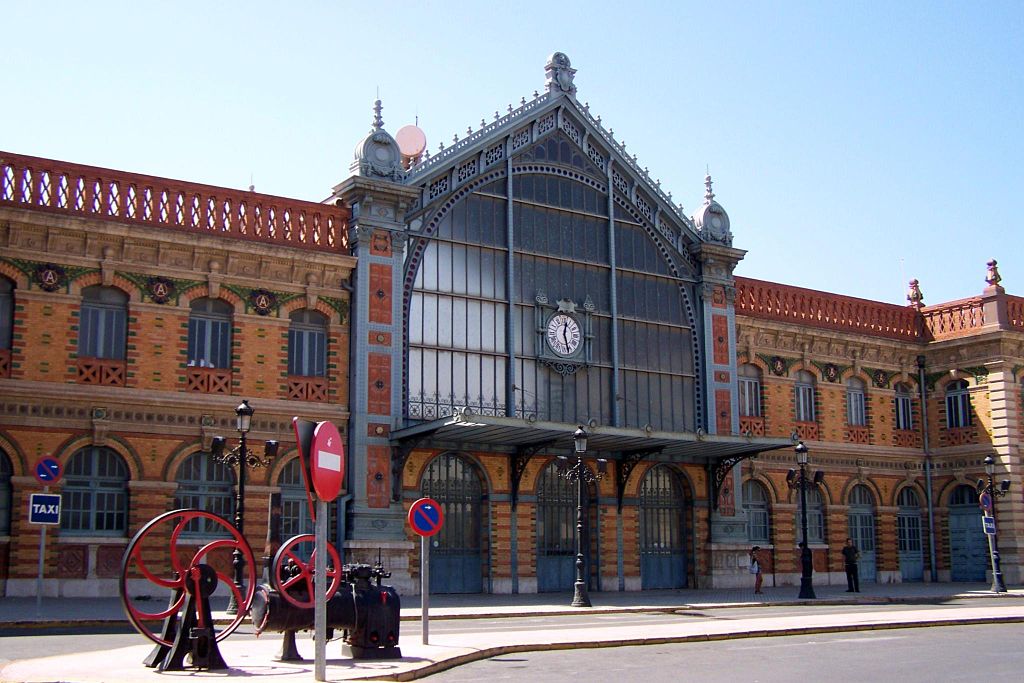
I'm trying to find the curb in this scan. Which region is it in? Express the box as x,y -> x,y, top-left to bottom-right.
359,614 -> 1024,682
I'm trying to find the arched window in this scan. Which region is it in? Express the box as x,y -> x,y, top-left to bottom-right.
187,298 -> 232,369
795,370 -> 816,422
78,286 -> 127,360
288,310 -> 328,377
846,378 -> 866,426
175,451 -> 235,536
743,479 -> 770,543
0,449 -> 11,536
795,488 -> 825,544
61,446 -> 129,534
278,457 -> 313,538
945,380 -> 971,428
738,364 -> 761,418
894,383 -> 913,431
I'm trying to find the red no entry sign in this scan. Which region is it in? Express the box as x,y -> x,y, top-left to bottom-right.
310,421 -> 345,501
408,498 -> 444,537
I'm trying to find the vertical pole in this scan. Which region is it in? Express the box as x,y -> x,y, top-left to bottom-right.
228,432 -> 247,615
421,533 -> 430,645
36,525 -> 47,615
987,477 -> 1006,593
571,459 -> 591,607
315,499 -> 328,680
798,461 -> 815,599
917,356 -> 938,582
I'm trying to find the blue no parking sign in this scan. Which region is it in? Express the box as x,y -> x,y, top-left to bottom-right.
408,498 -> 444,537
29,493 -> 61,525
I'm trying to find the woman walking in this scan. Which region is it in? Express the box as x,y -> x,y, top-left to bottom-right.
749,546 -> 764,594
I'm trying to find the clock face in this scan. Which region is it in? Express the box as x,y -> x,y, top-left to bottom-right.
546,313 -> 582,357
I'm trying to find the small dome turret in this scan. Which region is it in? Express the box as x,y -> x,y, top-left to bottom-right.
350,99 -> 405,181
692,173 -> 732,245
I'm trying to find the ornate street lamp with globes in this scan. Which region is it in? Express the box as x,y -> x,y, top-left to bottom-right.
787,441 -> 823,600
210,400 -> 278,614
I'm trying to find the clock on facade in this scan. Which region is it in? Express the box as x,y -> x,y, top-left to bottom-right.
545,313 -> 582,357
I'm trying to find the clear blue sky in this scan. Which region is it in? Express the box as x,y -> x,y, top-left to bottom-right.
4,1 -> 1021,305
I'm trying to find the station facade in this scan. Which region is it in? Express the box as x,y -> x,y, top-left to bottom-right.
1,53 -> 1021,597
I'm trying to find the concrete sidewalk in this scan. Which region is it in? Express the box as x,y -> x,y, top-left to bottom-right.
2,583 -> 1024,682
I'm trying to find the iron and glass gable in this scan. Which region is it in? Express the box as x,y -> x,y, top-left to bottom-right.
400,53 -> 714,441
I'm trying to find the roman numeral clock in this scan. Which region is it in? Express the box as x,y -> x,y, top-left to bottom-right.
535,292 -> 593,376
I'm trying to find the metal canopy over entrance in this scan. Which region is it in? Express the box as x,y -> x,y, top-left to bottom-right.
391,409 -> 790,504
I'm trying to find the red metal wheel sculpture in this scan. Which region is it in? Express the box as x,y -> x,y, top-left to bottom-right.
271,534 -> 342,609
119,508 -> 257,645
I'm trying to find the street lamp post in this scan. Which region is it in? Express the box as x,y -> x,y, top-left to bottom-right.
980,454 -> 1010,593
211,400 -> 278,614
787,442 -> 818,599
560,427 -> 605,608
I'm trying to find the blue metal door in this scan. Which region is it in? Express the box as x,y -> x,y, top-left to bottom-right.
421,453 -> 484,594
640,466 -> 686,589
897,488 -> 924,581
949,485 -> 987,582
536,462 -> 576,592
848,485 -> 876,583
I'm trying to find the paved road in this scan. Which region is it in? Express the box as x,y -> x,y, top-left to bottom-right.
3,598 -> 1023,667
421,623 -> 1024,682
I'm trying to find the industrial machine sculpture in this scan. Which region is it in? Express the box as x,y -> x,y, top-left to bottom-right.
119,509 -> 402,670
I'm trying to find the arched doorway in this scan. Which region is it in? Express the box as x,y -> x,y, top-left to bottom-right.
949,484 -> 987,581
848,485 -> 877,583
639,465 -> 687,589
536,461 -> 579,593
421,453 -> 484,594
897,487 -> 924,581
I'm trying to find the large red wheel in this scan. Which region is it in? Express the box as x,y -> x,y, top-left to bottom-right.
271,534 -> 342,609
119,508 -> 257,645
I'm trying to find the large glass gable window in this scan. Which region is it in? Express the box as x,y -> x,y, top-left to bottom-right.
288,310 -> 327,377
79,286 -> 127,359
188,298 -> 232,369
61,446 -> 129,534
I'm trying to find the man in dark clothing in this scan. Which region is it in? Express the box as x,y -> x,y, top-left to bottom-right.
842,537 -> 860,592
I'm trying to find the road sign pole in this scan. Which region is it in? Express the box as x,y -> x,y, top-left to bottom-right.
315,498 -> 327,681
36,524 -> 46,614
421,533 -> 429,645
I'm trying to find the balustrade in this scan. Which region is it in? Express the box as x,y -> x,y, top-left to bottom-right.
186,367 -> 231,394
794,421 -> 819,441
287,376 -> 328,401
844,426 -> 870,444
1,151 -> 348,253
77,358 -> 126,386
739,415 -> 765,437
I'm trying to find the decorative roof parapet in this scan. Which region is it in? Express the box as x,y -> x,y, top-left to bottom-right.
0,150 -> 348,253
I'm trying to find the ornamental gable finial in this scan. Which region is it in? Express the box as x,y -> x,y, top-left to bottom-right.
704,172 -> 715,204
373,99 -> 384,131
544,52 -> 577,97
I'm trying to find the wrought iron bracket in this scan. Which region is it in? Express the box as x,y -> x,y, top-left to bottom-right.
510,439 -> 558,510
391,434 -> 430,502
616,448 -> 661,511
711,453 -> 758,510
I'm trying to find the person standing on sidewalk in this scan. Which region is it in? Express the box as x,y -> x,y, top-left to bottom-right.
842,538 -> 860,592
749,546 -> 764,594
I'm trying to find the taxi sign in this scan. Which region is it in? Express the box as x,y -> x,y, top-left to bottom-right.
982,515 -> 996,535
29,493 -> 61,525
310,420 -> 345,501
408,497 -> 444,537
34,457 -> 62,485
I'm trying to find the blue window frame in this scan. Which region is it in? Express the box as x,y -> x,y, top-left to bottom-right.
174,451 -> 235,536
187,298 -> 232,369
288,310 -> 327,377
78,286 -> 127,360
60,446 -> 129,534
